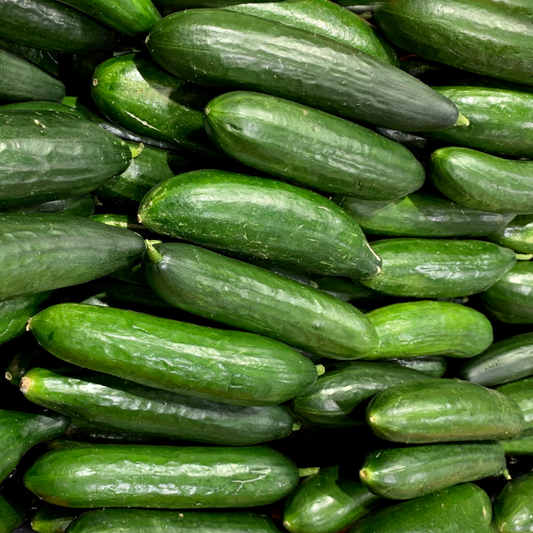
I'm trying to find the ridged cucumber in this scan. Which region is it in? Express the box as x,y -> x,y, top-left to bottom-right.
0,494 -> 26,533
489,215 -> 533,254
31,506 -> 77,533
494,473 -> 533,533
1,195 -> 96,217
496,378 -> 533,432
386,356 -> 447,378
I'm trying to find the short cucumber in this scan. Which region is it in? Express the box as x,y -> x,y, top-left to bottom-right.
1,195 -> 96,217
31,506 -> 77,533
386,356 -> 447,378
494,473 -> 533,533
488,215 -> 533,254
496,378 -> 533,432
24,445 -> 299,508
0,494 -> 26,533
502,430 -> 533,456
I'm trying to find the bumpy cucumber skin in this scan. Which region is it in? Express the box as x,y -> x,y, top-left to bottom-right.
0,494 -> 26,533
367,379 -> 524,443
359,238 -> 516,298
360,442 -> 506,500
146,10 -> 458,132
502,430 -> 533,456
0,215 -> 145,301
138,170 -> 381,279
204,92 -> 424,199
24,445 -> 299,509
1,195 -> 96,216
365,301 -> 493,359
489,215 -> 533,254
283,466 -> 380,533
31,506 -> 77,533
497,377 -> 533,432
431,147 -> 533,214
386,356 -> 447,378
337,192 -> 515,237
143,243 -> 379,359
494,473 -> 533,533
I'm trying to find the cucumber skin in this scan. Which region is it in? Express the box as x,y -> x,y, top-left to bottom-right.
337,192 -> 515,237
359,238 -> 516,298
138,170 -> 381,279
365,301 -> 493,359
283,467 -> 380,533
360,442 -> 506,500
31,506 -> 77,533
29,303 -> 317,406
0,494 -> 26,533
143,243 -> 379,359
489,215 -> 533,253
0,215 -> 145,301
367,379 -> 524,443
24,445 -> 299,509
502,430 -> 533,456
1,195 -> 96,217
204,91 -> 424,200
494,473 -> 533,533
0,38 -> 59,76
21,367 -> 295,446
496,377 -> 533,432
387,356 -> 447,378
146,10 -> 458,132
430,147 -> 533,214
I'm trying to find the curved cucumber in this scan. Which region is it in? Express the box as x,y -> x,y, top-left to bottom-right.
502,430 -> 533,456
494,473 -> 533,533
496,377 -> 533,432
204,91 -> 424,199
489,215 -> 533,253
31,506 -> 77,533
1,195 -> 96,217
0,494 -> 26,533
24,445 -> 299,508
386,356 -> 447,378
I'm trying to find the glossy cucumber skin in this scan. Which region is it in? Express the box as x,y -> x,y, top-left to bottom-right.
283,466 -> 380,533
460,332 -> 533,387
204,91 -> 424,199
21,368 -> 295,446
431,147 -> 533,214
143,243 -> 379,359
386,356 -> 447,378
496,378 -> 533,432
0,495 -> 26,533
489,215 -> 533,254
367,379 -> 524,443
502,430 -> 533,456
31,506 -> 77,533
0,0 -> 115,53
348,483 -> 493,533
146,10 -> 458,132
365,301 -> 493,359
360,442 -> 506,500
29,303 -> 317,406
0,215 -> 145,301
24,445 -> 299,509
1,195 -> 96,217
359,238 -> 516,298
337,192 -> 514,237
494,473 -> 533,533
155,0 -> 279,12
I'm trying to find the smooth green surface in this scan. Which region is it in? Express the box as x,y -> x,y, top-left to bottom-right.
489,215 -> 533,253
155,0 -> 281,12
497,377 -> 533,432
386,356 -> 447,378
0,494 -> 26,533
494,473 -> 533,533
31,506 -> 77,533
502,430 -> 533,456
1,195 -> 96,216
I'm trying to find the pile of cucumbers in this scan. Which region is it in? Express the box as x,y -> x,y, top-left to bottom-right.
2,0 -> 533,532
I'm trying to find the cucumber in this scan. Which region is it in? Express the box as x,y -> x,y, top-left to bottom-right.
1,195 -> 96,217
386,356 -> 447,378
365,301 -> 493,359
31,506 -> 77,533
283,466 -> 380,533
360,442 -> 506,500
146,10 -> 459,132
0,0 -> 115,53
21,367 -> 296,446
90,214 -> 146,233
488,215 -> 533,254
138,170 -> 381,278
143,243 -> 379,359
337,192 -> 515,238
0,494 -> 26,533
367,379 -> 524,443
496,378 -> 533,432
24,445 -> 299,508
359,238 -> 516,298
0,215 -> 145,301
459,332 -> 533,387
313,277 -> 385,306
430,147 -> 533,214
0,38 -> 59,76
502,430 -> 533,456
204,91 -> 424,199
29,303 -> 317,406
155,0 -> 281,12
494,473 -> 533,533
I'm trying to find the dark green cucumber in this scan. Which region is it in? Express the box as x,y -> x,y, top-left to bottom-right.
360,442 -> 506,500
0,410 -> 69,483
0,215 -> 145,301
204,91 -> 424,199
24,445 -> 299,508
138,170 -> 381,278
0,38 -> 59,76
367,379 -> 524,443
21,367 -> 296,446
494,473 -> 533,533
365,301 -> 493,359
283,466 -> 380,533
31,506 -> 77,533
337,192 -> 514,237
0,494 -> 26,533
29,303 -> 317,406
146,10 -> 458,132
0,0 -> 115,53
386,356 -> 447,378
143,243 -> 379,359
430,147 -> 533,214
502,430 -> 533,456
155,0 -> 281,12
460,332 -> 533,387
359,238 -> 516,298
496,378 -> 533,432
348,483 -> 492,533
292,362 -> 433,426
1,195 -> 96,217
313,277 -> 385,306
489,215 -> 533,254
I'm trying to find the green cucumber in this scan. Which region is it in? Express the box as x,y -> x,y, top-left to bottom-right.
360,442 -> 506,500
1,195 -> 96,217
502,430 -> 533,456
0,38 -> 59,76
365,301 -> 493,359
283,466 -> 380,533
146,10 -> 459,132
494,473 -> 533,533
430,147 -> 533,214
142,243 -> 379,359
204,91 -> 424,199
0,494 -> 26,533
386,356 -> 447,378
496,378 -> 533,432
313,277 -> 385,306
359,238 -> 516,298
337,192 -> 514,237
138,170 -> 381,278
489,215 -> 533,254
31,506 -> 77,533
90,214 -> 146,233
0,215 -> 145,301
367,379 -> 524,443
24,445 -> 299,508
29,303 -> 317,406
155,0 -> 281,12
